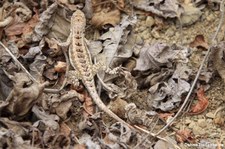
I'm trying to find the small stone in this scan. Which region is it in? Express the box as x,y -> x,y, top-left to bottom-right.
206,14 -> 214,21
206,112 -> 215,119
165,27 -> 175,37
197,119 -> 207,128
206,119 -> 212,123
184,119 -> 192,124
145,16 -> 155,28
188,121 -> 196,129
135,35 -> 143,45
209,133 -> 220,138
133,46 -> 141,57
192,126 -> 205,136
151,29 -> 160,39
138,26 -> 146,32
138,15 -> 147,20
141,30 -> 150,40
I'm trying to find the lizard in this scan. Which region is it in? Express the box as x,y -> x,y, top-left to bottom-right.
54,9 -> 133,128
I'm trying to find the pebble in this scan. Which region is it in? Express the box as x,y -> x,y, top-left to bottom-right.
138,15 -> 147,20
165,27 -> 175,37
138,26 -> 146,32
206,112 -> 215,119
133,46 -> 141,56
192,126 -> 205,136
151,29 -> 160,39
145,16 -> 155,28
141,29 -> 150,40
206,14 -> 215,22
209,133 -> 220,138
135,35 -> 143,45
188,121 -> 196,129
206,119 -> 213,123
184,119 -> 192,124
197,119 -> 207,128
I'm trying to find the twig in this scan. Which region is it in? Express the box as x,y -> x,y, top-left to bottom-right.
0,41 -> 39,83
155,0 -> 225,136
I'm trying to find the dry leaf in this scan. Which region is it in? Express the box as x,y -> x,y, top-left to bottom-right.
159,0 -> 183,18
190,35 -> 209,49
55,100 -> 73,119
188,87 -> 209,115
60,122 -> 71,137
83,91 -> 95,117
158,113 -> 174,120
91,9 -> 120,28
117,0 -> 125,8
20,11 -> 39,46
130,0 -> 183,18
180,3 -> 202,26
4,18 -> 26,38
54,61 -> 67,73
176,129 -> 195,143
4,72 -> 48,117
108,97 -> 128,119
211,42 -> 225,84
74,144 -> 86,149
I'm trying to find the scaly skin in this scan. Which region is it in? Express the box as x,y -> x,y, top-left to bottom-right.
66,10 -> 132,128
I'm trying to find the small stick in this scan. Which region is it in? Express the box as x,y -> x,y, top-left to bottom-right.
0,41 -> 39,83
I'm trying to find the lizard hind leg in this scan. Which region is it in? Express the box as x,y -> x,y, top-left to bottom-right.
67,70 -> 81,87
92,61 -> 105,75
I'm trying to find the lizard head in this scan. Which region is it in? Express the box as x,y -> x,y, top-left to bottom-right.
71,10 -> 86,31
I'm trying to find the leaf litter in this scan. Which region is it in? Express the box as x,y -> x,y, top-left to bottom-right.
0,0 -> 225,148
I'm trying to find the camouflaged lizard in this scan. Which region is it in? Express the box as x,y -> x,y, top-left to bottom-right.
54,10 -> 132,128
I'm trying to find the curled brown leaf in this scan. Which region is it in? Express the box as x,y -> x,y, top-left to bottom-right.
190,35 -> 209,49
54,61 -> 67,73
91,9 -> 120,28
188,87 -> 209,115
176,129 -> 195,143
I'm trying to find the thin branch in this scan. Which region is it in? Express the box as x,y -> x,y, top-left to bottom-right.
0,41 -> 39,83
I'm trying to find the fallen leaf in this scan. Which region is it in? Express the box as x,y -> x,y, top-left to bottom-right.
158,113 -> 174,121
83,91 -> 94,117
74,144 -> 86,149
159,0 -> 183,18
176,129 -> 195,143
188,87 -> 209,115
54,61 -> 67,73
21,11 -> 39,45
4,72 -> 48,117
60,122 -> 71,137
4,19 -> 26,38
154,136 -> 178,149
190,35 -> 209,49
180,3 -> 202,26
91,9 -> 121,28
117,0 -> 125,8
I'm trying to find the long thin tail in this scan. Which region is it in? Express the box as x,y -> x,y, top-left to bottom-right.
89,88 -> 134,129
